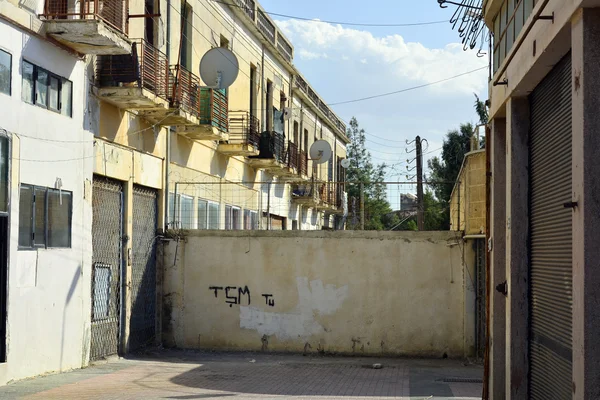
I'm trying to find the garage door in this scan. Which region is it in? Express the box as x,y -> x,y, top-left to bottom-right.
528,53 -> 572,400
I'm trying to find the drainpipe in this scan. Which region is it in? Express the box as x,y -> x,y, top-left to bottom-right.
165,128 -> 170,231
261,45 -> 266,129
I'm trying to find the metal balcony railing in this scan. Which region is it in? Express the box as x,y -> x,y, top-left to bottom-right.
41,0 -> 128,34
299,149 -> 308,176
229,111 -> 261,147
258,131 -> 285,163
320,182 -> 339,207
287,141 -> 299,170
257,9 -> 275,44
277,37 -> 293,62
97,39 -> 168,99
234,0 -> 255,21
170,65 -> 229,131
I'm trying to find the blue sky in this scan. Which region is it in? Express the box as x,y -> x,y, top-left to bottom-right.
259,0 -> 489,181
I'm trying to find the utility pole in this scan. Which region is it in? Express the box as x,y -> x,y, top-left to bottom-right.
416,136 -> 424,231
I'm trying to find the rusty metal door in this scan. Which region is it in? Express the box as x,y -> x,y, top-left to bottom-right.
528,53 -> 572,399
129,185 -> 158,350
90,176 -> 123,360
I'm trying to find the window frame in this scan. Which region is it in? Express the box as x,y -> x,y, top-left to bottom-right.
18,184 -> 72,250
225,205 -> 241,230
0,48 -> 12,96
21,60 -> 73,117
197,198 -> 220,230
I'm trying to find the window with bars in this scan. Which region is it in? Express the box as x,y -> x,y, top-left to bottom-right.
22,60 -> 72,117
492,0 -> 535,73
18,184 -> 72,249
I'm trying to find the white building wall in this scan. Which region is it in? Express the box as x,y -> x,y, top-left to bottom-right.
0,19 -> 93,384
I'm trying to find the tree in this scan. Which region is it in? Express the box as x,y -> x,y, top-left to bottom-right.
424,96 -> 488,230
345,117 -> 398,230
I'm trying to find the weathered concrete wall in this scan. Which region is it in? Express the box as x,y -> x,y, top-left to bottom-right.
162,231 -> 474,358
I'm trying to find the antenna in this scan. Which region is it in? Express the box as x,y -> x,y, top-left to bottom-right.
199,47 -> 240,89
341,159 -> 351,169
283,107 -> 292,121
309,140 -> 332,164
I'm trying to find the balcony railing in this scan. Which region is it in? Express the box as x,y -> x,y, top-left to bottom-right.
320,182 -> 339,208
293,75 -> 347,135
286,141 -> 299,171
277,37 -> 293,62
234,0 -> 255,21
257,131 -> 285,163
257,9 -> 275,44
41,0 -> 128,34
97,39 -> 168,99
228,111 -> 261,147
299,149 -> 308,176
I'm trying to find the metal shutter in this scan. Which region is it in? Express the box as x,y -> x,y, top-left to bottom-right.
529,53 -> 572,400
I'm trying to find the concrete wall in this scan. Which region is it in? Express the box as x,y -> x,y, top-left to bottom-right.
450,150 -> 486,235
0,19 -> 93,384
162,231 -> 475,358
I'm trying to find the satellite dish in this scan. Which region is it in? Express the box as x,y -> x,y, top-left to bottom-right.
309,140 -> 332,164
283,107 -> 292,121
341,159 -> 351,169
199,47 -> 239,89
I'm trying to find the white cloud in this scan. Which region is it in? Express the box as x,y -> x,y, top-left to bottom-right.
278,19 -> 487,95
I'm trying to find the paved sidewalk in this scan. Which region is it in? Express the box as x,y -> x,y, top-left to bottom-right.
0,350 -> 483,399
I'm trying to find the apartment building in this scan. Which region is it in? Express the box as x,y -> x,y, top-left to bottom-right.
0,0 -> 348,384
0,2 -> 94,384
483,0 -> 600,399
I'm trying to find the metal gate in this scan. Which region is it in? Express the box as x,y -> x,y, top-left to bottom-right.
91,176 -> 123,360
129,185 -> 158,350
528,53 -> 573,399
475,238 -> 486,360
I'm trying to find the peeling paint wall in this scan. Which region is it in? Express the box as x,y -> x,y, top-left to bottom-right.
162,231 -> 474,358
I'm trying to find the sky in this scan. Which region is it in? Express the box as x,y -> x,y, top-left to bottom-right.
258,0 -> 489,182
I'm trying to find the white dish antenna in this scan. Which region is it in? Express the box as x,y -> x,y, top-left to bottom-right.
309,140 -> 332,164
199,47 -> 240,90
283,107 -> 292,121
341,159 -> 351,169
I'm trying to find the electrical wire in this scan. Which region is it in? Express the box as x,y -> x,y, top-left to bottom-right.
210,0 -> 449,27
329,67 -> 488,105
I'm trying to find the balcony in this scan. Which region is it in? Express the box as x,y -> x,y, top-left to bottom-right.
291,180 -> 322,209
277,36 -> 293,63
218,112 -> 261,156
248,131 -> 288,174
293,75 -> 348,139
318,182 -> 343,213
257,9 -> 276,45
139,65 -> 229,141
40,0 -> 131,55
95,39 -> 169,111
232,0 -> 255,21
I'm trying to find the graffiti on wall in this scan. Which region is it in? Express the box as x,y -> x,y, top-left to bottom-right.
209,286 -> 276,308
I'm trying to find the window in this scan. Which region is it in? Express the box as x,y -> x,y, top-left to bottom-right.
243,209 -> 258,230
492,0 -> 537,73
18,184 -> 72,249
225,205 -> 241,230
21,60 -> 73,117
181,3 -> 193,71
198,199 -> 220,229
180,195 -> 194,229
0,134 -> 8,213
0,49 -> 11,95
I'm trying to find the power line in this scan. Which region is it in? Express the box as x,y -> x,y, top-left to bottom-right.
211,0 -> 448,27
329,67 -> 487,106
